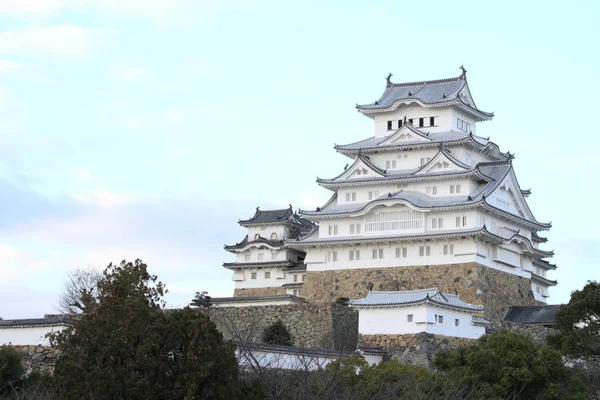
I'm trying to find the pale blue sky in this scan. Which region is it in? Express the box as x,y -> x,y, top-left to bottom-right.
0,0 -> 598,318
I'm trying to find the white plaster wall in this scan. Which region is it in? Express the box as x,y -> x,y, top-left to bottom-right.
233,266 -> 306,290
305,238 -> 478,272
373,105 -> 455,137
0,325 -> 68,346
357,304 -> 484,339
247,225 -> 286,242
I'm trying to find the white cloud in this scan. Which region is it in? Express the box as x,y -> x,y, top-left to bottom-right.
73,187 -> 131,208
111,66 -> 149,82
74,167 -> 93,181
0,0 -> 69,17
0,25 -> 99,56
0,59 -> 21,75
162,110 -> 185,124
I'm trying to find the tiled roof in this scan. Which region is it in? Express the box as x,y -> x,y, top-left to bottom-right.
224,235 -> 284,251
0,317 -> 74,328
531,273 -> 558,287
222,260 -> 300,270
533,259 -> 557,270
503,305 -> 562,325
350,287 -> 484,312
356,73 -> 493,119
238,206 -> 314,229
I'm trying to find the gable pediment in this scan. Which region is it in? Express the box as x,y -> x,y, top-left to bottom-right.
415,149 -> 470,175
335,156 -> 386,181
379,125 -> 431,146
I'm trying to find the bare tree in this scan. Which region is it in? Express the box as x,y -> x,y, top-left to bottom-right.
57,267 -> 102,314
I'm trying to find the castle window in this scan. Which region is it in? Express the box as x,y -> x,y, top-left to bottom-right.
349,250 -> 360,261
265,271 -> 271,279
431,218 -> 443,229
536,285 -> 540,293
386,160 -> 397,169
270,233 -> 277,239
302,274 -> 305,282
427,186 -> 438,195
244,254 -> 250,261
398,119 -> 403,128
443,244 -> 454,255
407,314 -> 413,322
450,185 -> 455,194
328,225 -> 338,235
456,184 -> 462,193
368,191 -> 380,200
455,318 -> 460,326
251,272 -> 257,279
395,247 -> 407,258
257,253 -> 264,261
293,289 -> 298,296
419,117 -> 424,127
350,224 -> 361,234
327,251 -> 338,262
372,249 -> 384,259
397,183 -> 408,189
293,274 -> 298,282
365,209 -> 424,232
254,234 -> 260,240
456,216 -> 467,227
387,121 -> 393,130
408,118 -> 413,125
435,315 -> 444,323
419,246 -> 431,256
430,117 -> 435,126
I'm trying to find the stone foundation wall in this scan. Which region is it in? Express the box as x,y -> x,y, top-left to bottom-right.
359,333 -> 476,368
302,263 -> 540,319
205,303 -> 357,350
234,286 -> 286,297
489,320 -> 553,345
13,345 -> 60,375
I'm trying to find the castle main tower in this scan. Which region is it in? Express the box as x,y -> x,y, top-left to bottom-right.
286,69 -> 556,318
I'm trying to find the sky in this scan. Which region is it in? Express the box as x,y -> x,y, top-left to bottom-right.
0,0 -> 598,318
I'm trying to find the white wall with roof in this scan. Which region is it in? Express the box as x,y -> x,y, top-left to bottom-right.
356,304 -> 485,339
0,325 -> 68,346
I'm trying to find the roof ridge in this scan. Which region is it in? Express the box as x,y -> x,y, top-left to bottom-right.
370,287 -> 438,295
388,75 -> 463,88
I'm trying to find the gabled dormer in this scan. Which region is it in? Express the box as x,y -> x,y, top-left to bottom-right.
318,153 -> 386,186
378,123 -> 433,146
415,146 -> 471,175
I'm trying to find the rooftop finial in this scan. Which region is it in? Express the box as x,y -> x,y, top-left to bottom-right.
344,163 -> 348,170
386,72 -> 393,87
403,115 -> 407,123
256,206 -> 260,212
460,65 -> 467,79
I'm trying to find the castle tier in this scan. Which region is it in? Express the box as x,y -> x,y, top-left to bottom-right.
224,206 -> 314,297
284,69 -> 556,318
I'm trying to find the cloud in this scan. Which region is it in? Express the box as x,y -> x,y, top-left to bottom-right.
0,0 -> 68,17
73,167 -> 93,182
0,59 -> 21,75
0,25 -> 101,56
110,66 -> 149,82
162,110 -> 185,124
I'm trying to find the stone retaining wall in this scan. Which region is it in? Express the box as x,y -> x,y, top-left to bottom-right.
233,286 -> 286,297
359,333 -> 476,368
205,303 -> 357,350
302,263 -> 540,319
13,345 -> 60,375
489,320 -> 553,344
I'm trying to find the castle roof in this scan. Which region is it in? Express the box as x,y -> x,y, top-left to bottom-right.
350,287 -> 484,312
334,128 -> 508,160
224,235 -> 284,251
503,305 -> 562,326
356,71 -> 493,121
222,260 -> 303,270
0,316 -> 74,328
238,205 -> 314,229
531,273 -> 558,287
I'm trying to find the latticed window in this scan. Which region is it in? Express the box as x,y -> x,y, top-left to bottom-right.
365,210 -> 423,232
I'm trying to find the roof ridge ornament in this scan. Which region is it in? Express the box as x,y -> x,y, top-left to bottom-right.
460,65 -> 467,80
386,72 -> 393,87
403,115 -> 407,123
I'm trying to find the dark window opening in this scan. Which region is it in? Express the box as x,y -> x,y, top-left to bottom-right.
430,117 -> 435,126
387,121 -> 392,130
408,118 -> 413,125
398,120 -> 402,128
419,118 -> 424,127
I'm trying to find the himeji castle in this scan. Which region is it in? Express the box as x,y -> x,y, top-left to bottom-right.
222,68 -> 556,319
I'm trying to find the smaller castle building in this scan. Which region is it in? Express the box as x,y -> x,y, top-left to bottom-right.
224,206 -> 314,297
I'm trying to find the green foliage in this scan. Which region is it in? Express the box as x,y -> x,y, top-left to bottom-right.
433,330 -> 588,400
0,346 -> 24,396
50,259 -> 242,400
190,291 -> 212,308
549,280 -> 600,362
261,320 -> 292,346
